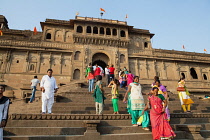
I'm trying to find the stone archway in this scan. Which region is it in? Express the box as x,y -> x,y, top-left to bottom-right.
92,53 -> 109,69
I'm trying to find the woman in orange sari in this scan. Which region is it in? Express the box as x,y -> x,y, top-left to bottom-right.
144,87 -> 176,140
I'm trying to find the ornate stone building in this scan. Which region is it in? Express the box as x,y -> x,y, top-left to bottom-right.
0,15 -> 210,97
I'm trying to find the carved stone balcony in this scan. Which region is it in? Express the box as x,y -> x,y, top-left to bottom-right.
73,34 -> 129,48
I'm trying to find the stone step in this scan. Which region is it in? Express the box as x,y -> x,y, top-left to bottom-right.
98,126 -> 151,134
6,120 -> 85,127
4,127 -> 86,136
4,135 -> 83,140
200,130 -> 210,138
170,118 -> 210,124
101,131 -> 185,139
47,110 -> 129,114
9,105 -> 209,111
8,107 -> 210,114
7,119 -> 210,130
3,131 -> 187,140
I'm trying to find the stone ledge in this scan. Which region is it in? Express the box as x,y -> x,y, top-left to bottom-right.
170,113 -> 210,118
10,114 -> 131,120
9,113 -> 210,120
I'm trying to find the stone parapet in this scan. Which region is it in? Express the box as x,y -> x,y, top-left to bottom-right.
75,16 -> 127,25
128,49 -> 210,63
10,113 -> 210,120
10,114 -> 131,120
0,39 -> 73,51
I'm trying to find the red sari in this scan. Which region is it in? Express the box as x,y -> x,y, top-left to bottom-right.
149,95 -> 176,140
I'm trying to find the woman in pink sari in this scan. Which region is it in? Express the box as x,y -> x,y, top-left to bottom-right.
144,87 -> 176,140
127,71 -> 134,87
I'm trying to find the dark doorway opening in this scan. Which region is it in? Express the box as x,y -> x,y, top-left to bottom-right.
92,60 -> 107,70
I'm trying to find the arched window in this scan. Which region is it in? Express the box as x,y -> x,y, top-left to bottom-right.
113,29 -> 117,36
120,54 -> 125,63
106,28 -> 111,35
203,74 -> 208,80
190,68 -> 198,79
86,26 -> 91,33
46,33 -> 51,39
76,26 -> 83,33
73,69 -> 80,79
144,42 -> 148,48
16,60 -> 19,63
55,30 -> 62,42
93,27 -> 98,34
181,73 -> 185,79
100,27 -> 104,34
74,51 -> 81,60
120,30 -> 126,37
29,64 -> 35,71
64,31 -> 71,42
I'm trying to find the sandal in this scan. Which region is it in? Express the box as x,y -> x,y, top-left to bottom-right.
132,124 -> 138,127
142,127 -> 150,131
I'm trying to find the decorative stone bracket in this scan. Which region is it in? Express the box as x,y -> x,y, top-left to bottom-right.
177,124 -> 204,140
83,120 -> 100,136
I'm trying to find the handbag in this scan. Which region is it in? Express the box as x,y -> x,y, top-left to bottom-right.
137,115 -> 144,125
177,87 -> 185,91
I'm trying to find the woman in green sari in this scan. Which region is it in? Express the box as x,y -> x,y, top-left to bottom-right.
123,76 -> 150,130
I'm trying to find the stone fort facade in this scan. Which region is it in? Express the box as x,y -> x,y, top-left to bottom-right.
0,15 -> 210,97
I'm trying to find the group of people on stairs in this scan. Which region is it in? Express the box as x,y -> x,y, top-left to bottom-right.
88,63 -> 194,140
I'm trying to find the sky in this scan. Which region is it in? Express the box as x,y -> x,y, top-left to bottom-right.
1,0 -> 210,53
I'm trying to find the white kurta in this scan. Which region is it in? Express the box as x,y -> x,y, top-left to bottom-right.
0,99 -> 9,140
40,75 -> 58,113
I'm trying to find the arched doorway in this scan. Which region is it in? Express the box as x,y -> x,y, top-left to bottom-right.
92,53 -> 109,69
92,60 -> 107,69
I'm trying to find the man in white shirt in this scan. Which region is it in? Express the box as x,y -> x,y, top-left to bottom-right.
40,69 -> 58,114
29,76 -> 40,103
105,65 -> 110,86
0,85 -> 9,140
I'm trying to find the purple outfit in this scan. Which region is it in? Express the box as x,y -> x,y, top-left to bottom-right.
159,85 -> 170,121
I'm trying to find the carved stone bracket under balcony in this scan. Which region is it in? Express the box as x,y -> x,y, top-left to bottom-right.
73,35 -> 129,48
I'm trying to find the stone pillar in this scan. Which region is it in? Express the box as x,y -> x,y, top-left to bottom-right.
69,53 -> 73,80
174,62 -> 180,79
37,52 -> 41,73
187,65 -> 192,81
153,60 -> 157,76
49,52 -> 52,69
197,67 -> 203,81
60,53 -> 63,74
5,50 -> 12,73
24,51 -> 29,72
161,61 -> 167,79
136,58 -> 140,77
145,59 -> 149,79
84,120 -> 100,136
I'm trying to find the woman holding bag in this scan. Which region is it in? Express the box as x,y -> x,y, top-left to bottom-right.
123,76 -> 149,130
177,78 -> 194,113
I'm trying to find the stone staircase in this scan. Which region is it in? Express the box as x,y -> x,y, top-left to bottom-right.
4,82 -> 210,140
